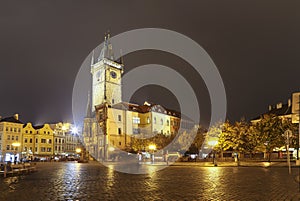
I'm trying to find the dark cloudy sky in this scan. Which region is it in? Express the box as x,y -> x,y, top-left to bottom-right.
1,1 -> 300,126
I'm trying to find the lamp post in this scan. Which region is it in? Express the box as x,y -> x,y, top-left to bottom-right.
76,148 -> 82,161
149,144 -> 156,164
284,129 -> 292,174
208,138 -> 218,166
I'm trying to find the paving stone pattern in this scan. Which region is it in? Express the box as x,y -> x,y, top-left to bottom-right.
0,162 -> 299,201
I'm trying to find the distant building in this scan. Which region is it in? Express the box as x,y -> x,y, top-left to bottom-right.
0,114 -> 23,162
50,122 -> 82,159
33,124 -> 54,158
251,92 -> 300,123
49,122 -> 66,157
22,122 -> 36,160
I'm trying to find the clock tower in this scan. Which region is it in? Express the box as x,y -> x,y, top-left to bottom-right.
91,33 -> 123,112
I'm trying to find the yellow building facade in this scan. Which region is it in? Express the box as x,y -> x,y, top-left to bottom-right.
22,122 -> 36,160
33,124 -> 54,158
0,114 -> 23,162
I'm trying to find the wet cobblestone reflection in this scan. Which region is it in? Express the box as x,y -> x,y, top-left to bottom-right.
0,162 -> 299,201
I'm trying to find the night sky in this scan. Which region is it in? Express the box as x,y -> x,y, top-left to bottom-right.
1,1 -> 300,127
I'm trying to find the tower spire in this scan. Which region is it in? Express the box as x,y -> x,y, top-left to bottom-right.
86,91 -> 92,118
98,31 -> 114,62
91,50 -> 95,66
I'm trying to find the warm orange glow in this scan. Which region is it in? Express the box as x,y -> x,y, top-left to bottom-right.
208,138 -> 218,147
76,148 -> 82,153
108,147 -> 115,152
149,144 -> 156,150
12,142 -> 21,147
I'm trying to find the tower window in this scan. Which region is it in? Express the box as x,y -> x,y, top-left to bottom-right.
118,115 -> 121,121
118,128 -> 121,135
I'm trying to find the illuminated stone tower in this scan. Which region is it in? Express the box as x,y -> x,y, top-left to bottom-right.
91,33 -> 123,112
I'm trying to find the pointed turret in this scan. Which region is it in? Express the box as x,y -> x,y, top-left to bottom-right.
91,50 -> 95,65
98,32 -> 114,62
86,91 -> 92,118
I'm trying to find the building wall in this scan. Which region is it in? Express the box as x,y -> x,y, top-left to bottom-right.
151,112 -> 171,135
34,124 -> 54,156
0,121 -> 23,162
22,123 -> 36,159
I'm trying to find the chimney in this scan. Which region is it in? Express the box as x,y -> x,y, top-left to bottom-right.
268,105 -> 272,111
276,102 -> 282,109
288,99 -> 291,107
14,113 -> 19,120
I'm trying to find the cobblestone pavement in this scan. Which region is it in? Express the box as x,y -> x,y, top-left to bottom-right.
0,161 -> 299,201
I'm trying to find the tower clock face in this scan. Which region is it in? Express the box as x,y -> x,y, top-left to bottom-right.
110,71 -> 117,79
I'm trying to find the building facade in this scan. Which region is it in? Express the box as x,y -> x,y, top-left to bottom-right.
0,115 -> 81,162
0,114 -> 23,162
83,33 -> 195,161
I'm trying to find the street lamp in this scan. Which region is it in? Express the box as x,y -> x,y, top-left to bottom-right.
149,144 -> 156,163
71,126 -> 79,135
76,147 -> 81,158
208,138 -> 218,166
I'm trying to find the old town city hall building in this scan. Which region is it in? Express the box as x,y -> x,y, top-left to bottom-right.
83,34 -> 194,161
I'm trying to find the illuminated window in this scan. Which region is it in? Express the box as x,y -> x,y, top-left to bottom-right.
147,117 -> 150,124
133,117 -> 140,124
